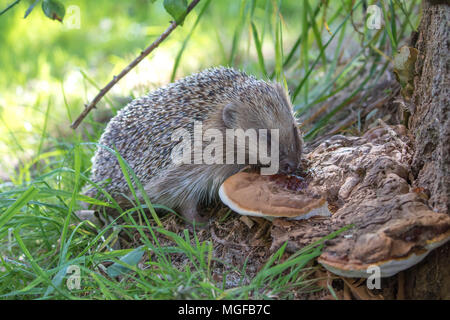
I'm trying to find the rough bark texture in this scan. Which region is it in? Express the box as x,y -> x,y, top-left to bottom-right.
269,125 -> 450,281
404,0 -> 450,299
410,1 -> 449,213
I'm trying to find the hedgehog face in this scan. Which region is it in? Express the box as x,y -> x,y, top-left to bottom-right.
277,123 -> 303,174
222,83 -> 303,174
261,106 -> 303,175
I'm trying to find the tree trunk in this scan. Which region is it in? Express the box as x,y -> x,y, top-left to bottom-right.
404,0 -> 450,299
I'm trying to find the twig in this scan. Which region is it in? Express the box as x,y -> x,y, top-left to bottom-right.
0,0 -> 21,16
70,0 -> 202,129
210,225 -> 266,248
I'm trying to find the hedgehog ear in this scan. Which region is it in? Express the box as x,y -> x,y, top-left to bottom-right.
222,103 -> 238,128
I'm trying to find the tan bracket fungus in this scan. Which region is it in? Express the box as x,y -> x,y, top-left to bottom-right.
219,172 -> 331,220
220,125 -> 450,278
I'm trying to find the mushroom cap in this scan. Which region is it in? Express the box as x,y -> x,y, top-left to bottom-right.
318,231 -> 450,278
314,195 -> 450,278
219,172 -> 331,220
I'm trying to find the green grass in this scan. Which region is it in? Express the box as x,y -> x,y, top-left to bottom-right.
0,138 -> 353,299
0,0 -> 420,299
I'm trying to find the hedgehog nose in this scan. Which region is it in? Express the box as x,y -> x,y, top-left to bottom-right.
280,160 -> 297,174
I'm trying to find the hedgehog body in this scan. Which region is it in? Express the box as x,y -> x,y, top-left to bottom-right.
87,67 -> 303,222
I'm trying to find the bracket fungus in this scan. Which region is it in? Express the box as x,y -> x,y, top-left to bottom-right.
221,124 -> 450,278
271,125 -> 450,277
219,171 -> 331,220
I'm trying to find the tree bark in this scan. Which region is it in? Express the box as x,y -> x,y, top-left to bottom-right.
404,0 -> 450,299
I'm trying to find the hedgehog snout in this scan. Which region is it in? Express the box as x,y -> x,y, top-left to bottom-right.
279,158 -> 300,174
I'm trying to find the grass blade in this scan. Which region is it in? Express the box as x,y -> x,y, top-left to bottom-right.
170,0 -> 212,81
0,186 -> 38,229
250,21 -> 268,77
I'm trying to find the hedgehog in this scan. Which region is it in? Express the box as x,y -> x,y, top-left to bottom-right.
86,67 -> 303,223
